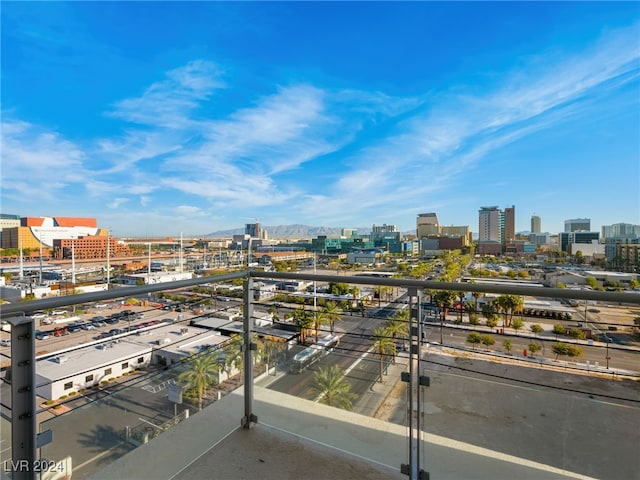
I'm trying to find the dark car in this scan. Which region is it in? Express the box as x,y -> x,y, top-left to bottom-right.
105,317 -> 119,325
109,328 -> 123,336
35,330 -> 51,340
68,325 -> 82,333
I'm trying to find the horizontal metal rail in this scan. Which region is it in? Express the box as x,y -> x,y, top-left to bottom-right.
2,269 -> 639,319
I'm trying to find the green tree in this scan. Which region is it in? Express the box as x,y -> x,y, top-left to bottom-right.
178,352 -> 220,411
552,342 -> 569,360
221,334 -> 243,380
312,365 -> 358,410
372,327 -> 394,382
433,290 -> 456,322
480,334 -> 495,351
503,339 -> 513,355
585,277 -> 599,289
293,307 -> 313,344
511,317 -> 525,335
552,324 -> 566,338
322,301 -> 342,334
553,342 -> 584,360
568,328 -> 586,340
328,282 -> 350,296
528,342 -> 542,357
494,294 -> 524,328
530,324 -> 544,337
482,302 -> 500,328
466,331 -> 482,350
385,313 -> 408,360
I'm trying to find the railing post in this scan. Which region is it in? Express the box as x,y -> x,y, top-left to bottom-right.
401,288 -> 428,480
9,316 -> 37,480
241,276 -> 257,429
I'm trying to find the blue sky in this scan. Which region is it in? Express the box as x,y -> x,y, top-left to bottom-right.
2,2 -> 639,238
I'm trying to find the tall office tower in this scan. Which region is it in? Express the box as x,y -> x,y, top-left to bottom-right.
372,223 -> 398,234
503,205 -> 515,244
416,212 -> 440,237
245,222 -> 261,239
602,223 -> 640,239
564,218 -> 590,232
531,215 -> 541,233
478,206 -> 502,242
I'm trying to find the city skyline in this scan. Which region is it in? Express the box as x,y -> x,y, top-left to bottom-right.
2,3 -> 639,238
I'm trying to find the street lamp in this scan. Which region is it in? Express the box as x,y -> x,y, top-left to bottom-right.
605,336 -> 611,369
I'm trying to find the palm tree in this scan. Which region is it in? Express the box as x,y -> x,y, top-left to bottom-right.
221,334 -> 243,381
322,301 -> 342,334
386,309 -> 409,354
312,365 -> 358,410
293,307 -> 313,344
456,291 -> 466,324
178,351 -> 220,411
482,301 -> 500,328
494,294 -> 524,328
471,289 -> 483,312
372,327 -> 394,382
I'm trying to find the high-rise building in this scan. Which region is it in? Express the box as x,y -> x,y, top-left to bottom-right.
531,215 -> 541,233
503,206 -> 515,244
416,212 -> 439,237
602,223 -> 640,240
245,222 -> 261,239
478,206 -> 502,243
564,218 -> 590,232
372,224 -> 398,234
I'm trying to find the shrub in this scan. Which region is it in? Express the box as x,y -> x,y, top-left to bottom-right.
44,400 -> 55,406
53,405 -> 62,410
108,378 -> 115,382
78,388 -> 85,393
59,395 -> 67,400
68,391 -> 77,396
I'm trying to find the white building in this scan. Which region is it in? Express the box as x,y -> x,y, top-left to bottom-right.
35,324 -> 227,400
478,206 -> 502,242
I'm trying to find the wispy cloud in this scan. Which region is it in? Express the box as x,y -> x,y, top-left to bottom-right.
313,21 -> 640,218
108,60 -> 227,128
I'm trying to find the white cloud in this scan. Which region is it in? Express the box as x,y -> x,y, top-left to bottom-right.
108,198 -> 128,209
108,60 -> 227,128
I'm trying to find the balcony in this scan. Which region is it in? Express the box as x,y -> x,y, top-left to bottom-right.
2,270 -> 639,480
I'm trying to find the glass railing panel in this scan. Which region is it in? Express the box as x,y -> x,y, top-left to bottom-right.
416,356 -> 639,480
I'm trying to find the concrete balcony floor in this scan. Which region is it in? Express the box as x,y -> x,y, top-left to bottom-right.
91,385 -> 596,480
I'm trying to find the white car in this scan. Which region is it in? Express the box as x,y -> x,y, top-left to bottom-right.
0,339 -> 11,347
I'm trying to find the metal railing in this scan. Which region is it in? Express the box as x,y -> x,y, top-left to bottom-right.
2,269 -> 639,480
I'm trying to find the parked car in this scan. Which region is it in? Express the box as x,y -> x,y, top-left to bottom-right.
0,339 -> 11,347
105,317 -> 119,325
35,330 -> 50,340
68,325 -> 82,333
80,323 -> 95,330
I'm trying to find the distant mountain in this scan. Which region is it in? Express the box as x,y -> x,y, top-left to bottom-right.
208,224 -> 371,239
